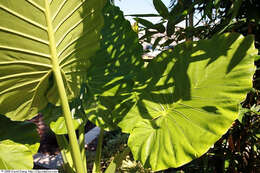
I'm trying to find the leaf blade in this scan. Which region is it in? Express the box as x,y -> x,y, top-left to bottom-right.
120,33 -> 257,170
0,0 -> 104,121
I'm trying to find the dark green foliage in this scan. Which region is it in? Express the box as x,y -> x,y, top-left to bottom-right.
85,3 -> 145,130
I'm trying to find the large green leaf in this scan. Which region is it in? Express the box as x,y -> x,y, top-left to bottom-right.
84,4 -> 144,130
0,0 -> 104,121
123,33 -> 257,171
0,115 -> 40,169
86,30 -> 256,170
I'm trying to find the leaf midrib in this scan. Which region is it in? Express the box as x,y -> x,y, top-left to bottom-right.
44,0 -> 60,73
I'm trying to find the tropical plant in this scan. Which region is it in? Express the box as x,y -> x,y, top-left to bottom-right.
0,0 -> 259,173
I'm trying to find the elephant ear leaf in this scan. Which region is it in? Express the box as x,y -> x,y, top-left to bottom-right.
0,0 -> 104,121
84,4 -> 144,131
0,115 -> 40,169
119,33 -> 257,171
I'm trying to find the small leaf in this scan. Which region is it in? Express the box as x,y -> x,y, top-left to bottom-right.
238,105 -> 250,123
214,0 -> 222,6
132,22 -> 139,33
255,55 -> 260,61
161,39 -> 174,47
154,23 -> 166,33
43,103 -> 84,135
134,18 -> 165,33
134,18 -> 155,29
126,14 -> 160,17
140,30 -> 158,41
228,0 -> 243,19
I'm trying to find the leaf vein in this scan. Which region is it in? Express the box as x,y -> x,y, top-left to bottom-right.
57,28 -> 93,59
53,0 -> 88,33
51,0 -> 68,21
0,5 -> 47,31
0,79 -> 40,95
55,11 -> 94,48
25,0 -> 45,12
0,61 -> 51,68
0,26 -> 49,45
0,71 -> 49,81
0,45 -> 50,59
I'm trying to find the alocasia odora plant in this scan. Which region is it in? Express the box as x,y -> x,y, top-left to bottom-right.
0,0 -> 258,172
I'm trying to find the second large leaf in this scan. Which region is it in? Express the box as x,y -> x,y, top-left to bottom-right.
120,33 -> 257,171
0,0 -> 104,120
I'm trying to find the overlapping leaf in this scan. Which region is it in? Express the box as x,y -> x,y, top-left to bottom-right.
0,0 -> 104,121
124,33 -> 257,171
84,4 -> 145,130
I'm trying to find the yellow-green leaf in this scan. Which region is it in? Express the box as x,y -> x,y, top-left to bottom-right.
0,0 -> 104,121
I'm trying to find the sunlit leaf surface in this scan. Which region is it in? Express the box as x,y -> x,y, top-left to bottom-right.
0,0 -> 104,120
125,33 -> 257,170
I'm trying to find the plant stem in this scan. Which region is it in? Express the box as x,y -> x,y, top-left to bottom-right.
56,135 -> 75,173
53,67 -> 85,173
92,128 -> 104,173
44,1 -> 85,172
79,124 -> 87,172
